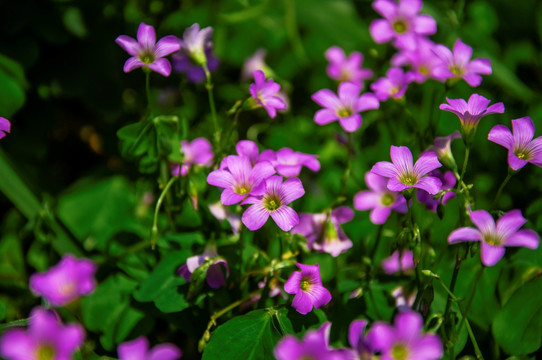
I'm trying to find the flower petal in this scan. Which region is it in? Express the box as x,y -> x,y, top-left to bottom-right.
123,57 -> 145,73
312,89 -> 341,110
331,206 -> 354,223
410,334 -> 443,359
284,271 -> 302,294
480,242 -> 506,266
154,35 -> 181,58
354,191 -> 380,211
356,92 -> 380,112
373,0 -> 397,19
413,152 -> 441,177
413,14 -> 437,35
348,319 -> 368,350
371,161 -> 398,178
118,336 -> 148,360
220,188 -> 245,205
512,116 -> 535,146
413,176 -> 442,195
488,124 -> 513,149
339,114 -> 362,132
148,58 -> 172,77
270,206 -> 299,231
469,209 -> 495,235
505,229 -> 540,249
137,23 -> 156,50
453,39 -> 472,66
390,146 -> 413,175
395,311 -> 423,343
148,344 -> 182,360
115,35 -> 140,56
448,227 -> 482,244
370,206 -> 393,224
291,291 -> 314,315
242,203 -> 269,231
496,209 -> 526,239
314,109 -> 338,125
207,169 -> 235,189
508,151 -> 528,170
387,177 -> 410,192
370,19 -> 395,43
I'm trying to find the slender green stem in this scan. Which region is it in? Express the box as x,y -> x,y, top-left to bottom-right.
490,168 -> 517,210
444,256 -> 461,321
459,145 -> 470,186
458,266 -> 484,332
203,63 -> 220,147
145,70 -> 151,110
283,0 -> 308,65
369,225 -> 384,260
151,176 -> 178,248
340,133 -> 353,198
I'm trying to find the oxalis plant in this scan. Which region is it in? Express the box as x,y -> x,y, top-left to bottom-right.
0,0 -> 541,359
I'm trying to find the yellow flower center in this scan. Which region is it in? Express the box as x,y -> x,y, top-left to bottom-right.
381,193 -> 395,206
237,186 -> 249,195
337,108 -> 352,118
36,345 -> 55,360
140,51 -> 155,64
263,196 -> 281,211
393,20 -> 408,34
484,234 -> 502,246
391,343 -> 409,360
418,65 -> 429,75
300,277 -> 311,291
449,64 -> 463,76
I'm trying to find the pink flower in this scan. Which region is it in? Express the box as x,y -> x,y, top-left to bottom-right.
371,145 -> 442,195
241,176 -> 305,231
284,263 -> 332,315
367,311 -> 443,360
381,250 -> 415,274
449,209 -> 539,266
488,116 -> 542,170
177,244 -> 229,289
171,137 -> 213,177
242,49 -> 272,81
29,255 -> 97,307
369,0 -> 437,50
207,155 -> 275,205
115,23 -> 180,76
325,46 -> 373,86
249,70 -> 286,118
433,38 -> 492,87
312,82 -> 379,132
292,207 -> 354,257
370,67 -> 411,101
275,322 -> 341,360
118,336 -> 182,360
259,148 -> 320,178
178,23 -> 213,66
0,117 -> 10,139
0,307 -> 85,360
391,37 -> 446,83
354,172 -> 407,224
416,170 -> 456,212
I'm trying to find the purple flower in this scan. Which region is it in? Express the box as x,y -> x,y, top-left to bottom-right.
209,201 -> 242,234
440,94 -> 504,140
249,70 -> 286,118
242,49 -> 272,81
369,0 -> 437,50
367,310 -> 443,360
488,116 -> 542,170
171,137 -> 213,177
448,209 -> 539,266
382,250 -> 416,274
425,131 -> 461,170
29,255 -> 97,307
177,244 -> 229,289
241,176 -> 304,231
348,320 -> 374,359
370,67 -> 411,101
118,336 -> 182,360
0,117 -> 11,139
292,207 -> 354,257
0,307 -> 85,360
207,155 -> 275,205
354,172 -> 408,224
259,148 -> 321,177
433,38 -> 492,87
179,23 -> 213,66
391,37 -> 446,83
371,145 -> 442,195
173,49 -> 219,83
416,170 -> 456,212
325,46 -> 373,86
392,286 -> 417,310
312,82 -> 380,133
284,263 -> 332,315
115,23 -> 180,77
275,322 -> 342,360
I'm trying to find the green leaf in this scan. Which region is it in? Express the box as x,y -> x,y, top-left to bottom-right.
493,277 -> 542,355
0,53 -> 27,117
81,274 -> 142,351
134,250 -> 191,313
57,176 -> 146,251
202,308 -> 284,360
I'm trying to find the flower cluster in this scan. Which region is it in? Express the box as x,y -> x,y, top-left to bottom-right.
274,311 -> 443,360
208,140 -> 316,232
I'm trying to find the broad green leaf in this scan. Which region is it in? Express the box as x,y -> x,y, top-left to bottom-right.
134,250 -> 191,313
0,53 -> 26,117
202,308 -> 284,360
493,277 -> 542,355
81,274 -> 141,351
57,176 -> 146,251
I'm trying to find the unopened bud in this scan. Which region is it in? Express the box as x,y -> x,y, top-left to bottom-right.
413,244 -> 423,264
